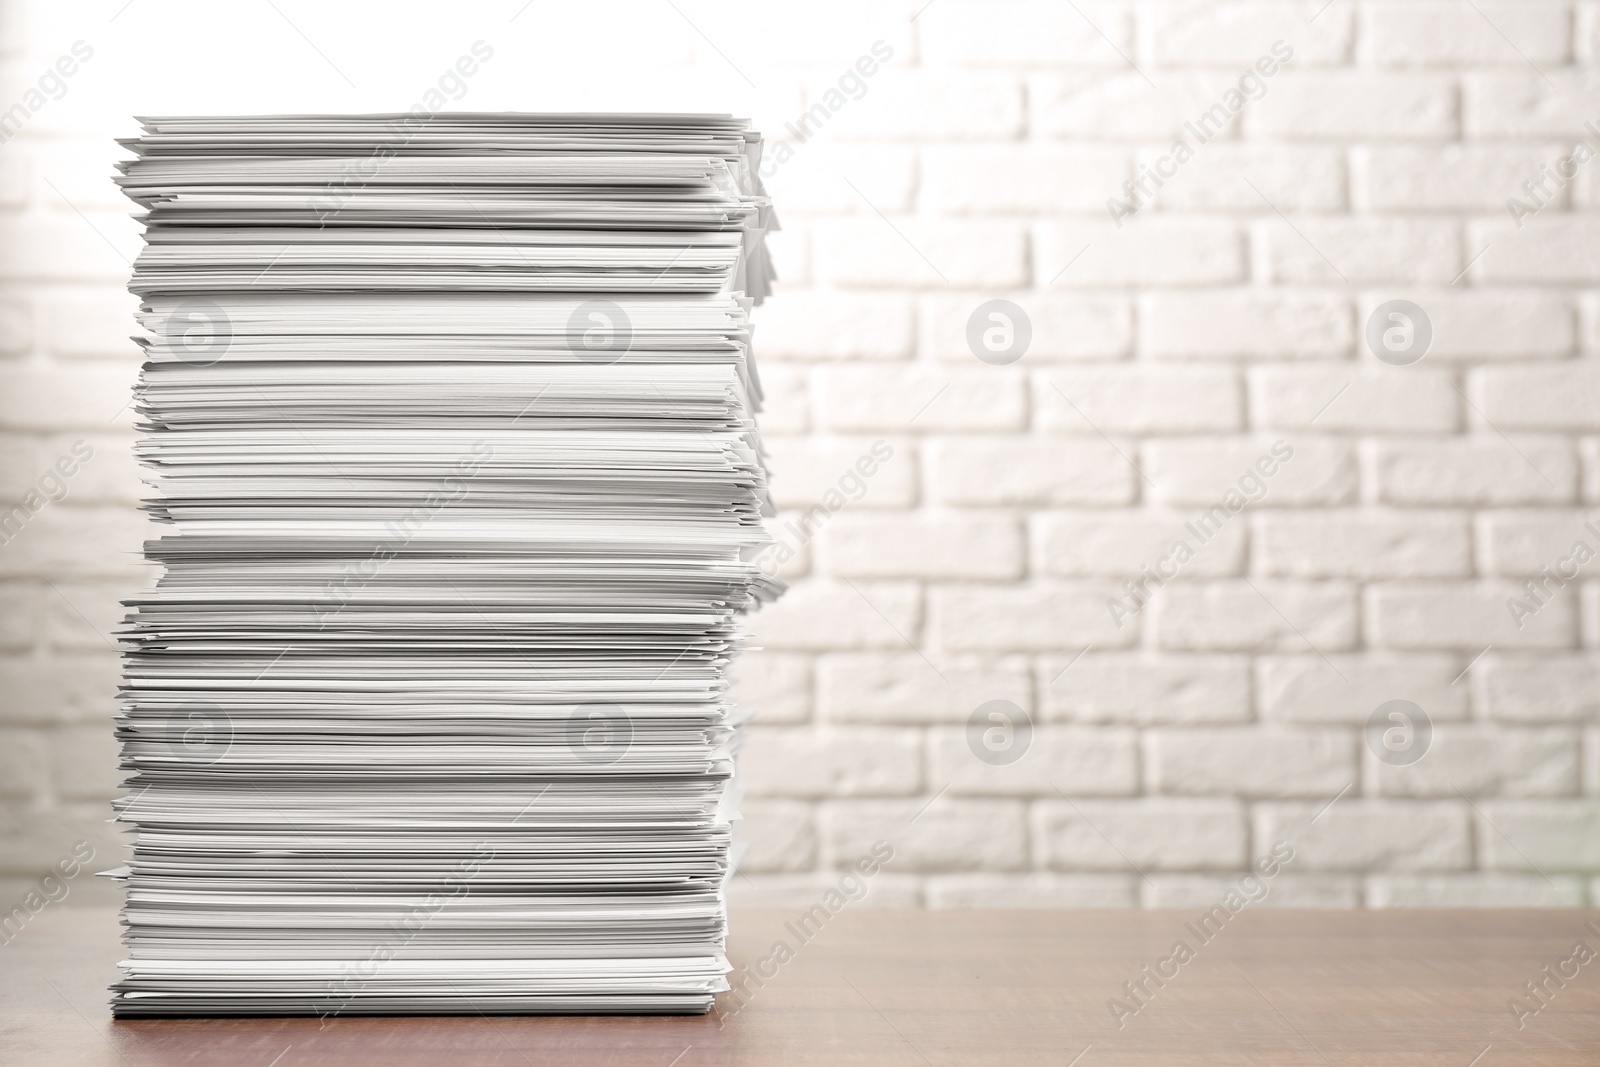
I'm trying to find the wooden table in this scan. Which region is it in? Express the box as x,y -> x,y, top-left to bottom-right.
6,906 -> 1600,1065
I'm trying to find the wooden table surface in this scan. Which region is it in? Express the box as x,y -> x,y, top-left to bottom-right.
5,906 -> 1600,1065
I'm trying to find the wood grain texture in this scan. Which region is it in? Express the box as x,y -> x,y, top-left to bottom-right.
5,906 -> 1600,1065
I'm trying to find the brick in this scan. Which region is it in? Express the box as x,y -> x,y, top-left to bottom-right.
1366,581 -> 1577,650
753,363 -> 807,434
0,295 -> 32,357
741,726 -> 921,797
1590,724 -> 1600,794
1586,437 -> 1600,502
763,436 -> 914,510
1146,4 -> 1353,65
0,216 -> 141,281
1374,725 -> 1580,797
0,728 -> 46,799
1480,655 -> 1600,721
1260,217 -> 1461,285
0,149 -> 26,208
817,366 -> 1025,431
1254,800 -> 1472,871
1576,580 -> 1600,646
1465,69 -> 1600,137
1476,801 -> 1600,870
1031,71 -> 1233,140
757,520 -> 811,582
41,577 -> 136,652
1583,3 -> 1600,63
1154,580 -> 1358,652
0,580 -> 35,650
1033,366 -> 1241,434
1358,144 -> 1573,211
1469,217 -> 1600,284
753,291 -> 914,361
1360,2 -> 1570,64
930,582 -> 1140,651
728,653 -> 812,724
0,810 -> 124,880
825,71 -> 1024,138
1034,798 -> 1247,871
747,579 -> 920,652
1369,437 -> 1577,505
922,145 -> 1127,213
0,505 -> 152,578
0,364 -> 139,430
1257,654 -> 1470,723
814,218 -> 1029,288
1141,291 -> 1353,359
1146,727 -> 1357,798
1474,364 -> 1600,431
1142,874 -> 1361,909
1144,437 -> 1357,506
0,434 -> 38,499
1253,511 -> 1472,579
921,293 -> 1132,362
38,434 -> 138,506
921,1 -> 1131,64
925,437 -> 1136,506
43,288 -> 141,361
1246,72 -> 1458,139
818,652 -> 1031,724
1038,653 -> 1251,724
1358,291 -> 1575,360
1571,156 -> 1600,212
1037,219 -> 1245,288
763,227 -> 809,286
821,798 -> 1028,871
762,144 -> 916,214
816,512 -> 1023,579
1033,510 -> 1246,578
50,723 -> 118,801
1476,510 -> 1600,575
930,725 -> 1138,796
726,873 -> 922,909
735,799 -> 816,873
1141,145 -> 1347,213
1248,366 -> 1458,433
1367,874 -> 1584,908
0,654 -> 117,725
927,873 -> 1136,908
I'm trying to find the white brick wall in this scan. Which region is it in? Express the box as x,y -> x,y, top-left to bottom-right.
2,0 -> 1598,909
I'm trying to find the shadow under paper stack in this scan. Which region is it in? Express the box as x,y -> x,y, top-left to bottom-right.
110,113 -> 780,1014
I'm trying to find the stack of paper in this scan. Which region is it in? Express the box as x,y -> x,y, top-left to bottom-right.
111,114 -> 780,1015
